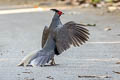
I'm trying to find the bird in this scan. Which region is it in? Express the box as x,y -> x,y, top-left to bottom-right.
18,9 -> 90,67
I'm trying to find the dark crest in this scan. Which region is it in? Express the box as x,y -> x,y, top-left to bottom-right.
50,9 -> 59,12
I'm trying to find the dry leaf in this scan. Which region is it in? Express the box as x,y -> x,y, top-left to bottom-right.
116,61 -> 120,64
46,76 -> 54,79
78,75 -> 111,78
22,71 -> 32,74
113,71 -> 120,74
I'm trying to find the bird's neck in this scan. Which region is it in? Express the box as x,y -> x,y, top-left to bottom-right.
43,35 -> 55,51
49,13 -> 62,30
43,13 -> 62,51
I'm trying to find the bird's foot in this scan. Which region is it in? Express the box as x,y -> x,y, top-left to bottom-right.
50,59 -> 56,66
50,62 -> 56,65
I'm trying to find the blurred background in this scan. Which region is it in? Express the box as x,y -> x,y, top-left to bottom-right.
0,0 -> 120,12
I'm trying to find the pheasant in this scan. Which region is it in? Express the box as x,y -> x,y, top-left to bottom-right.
18,9 -> 90,67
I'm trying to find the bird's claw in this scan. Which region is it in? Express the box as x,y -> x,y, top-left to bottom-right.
50,58 -> 56,65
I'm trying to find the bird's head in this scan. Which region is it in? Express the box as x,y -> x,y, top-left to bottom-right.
50,9 -> 64,16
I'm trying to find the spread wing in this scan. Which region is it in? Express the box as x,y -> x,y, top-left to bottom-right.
41,26 -> 49,48
55,21 -> 90,53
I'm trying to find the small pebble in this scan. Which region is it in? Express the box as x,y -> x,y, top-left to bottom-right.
117,34 -> 120,36
104,27 -> 112,31
46,76 -> 54,79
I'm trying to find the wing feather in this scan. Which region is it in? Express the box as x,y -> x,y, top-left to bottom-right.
41,26 -> 49,48
55,21 -> 90,54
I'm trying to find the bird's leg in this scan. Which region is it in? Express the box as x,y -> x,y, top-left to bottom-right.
50,58 -> 56,65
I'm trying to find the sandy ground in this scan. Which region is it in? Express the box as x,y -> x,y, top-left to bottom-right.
0,7 -> 120,80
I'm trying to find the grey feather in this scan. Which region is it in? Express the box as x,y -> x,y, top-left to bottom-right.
29,50 -> 54,67
41,26 -> 49,48
55,21 -> 90,54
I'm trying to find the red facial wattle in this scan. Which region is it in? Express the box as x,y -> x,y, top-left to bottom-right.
57,11 -> 62,16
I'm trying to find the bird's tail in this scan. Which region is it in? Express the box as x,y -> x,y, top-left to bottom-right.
18,50 -> 54,67
17,50 -> 38,67
30,51 -> 55,67
30,54 -> 53,67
